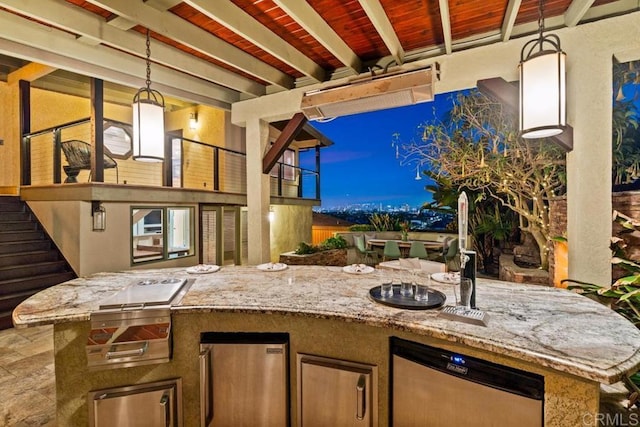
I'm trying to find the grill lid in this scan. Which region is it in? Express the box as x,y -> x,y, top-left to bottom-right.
98,277 -> 188,310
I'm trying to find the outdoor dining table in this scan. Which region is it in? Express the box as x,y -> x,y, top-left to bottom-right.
366,238 -> 443,257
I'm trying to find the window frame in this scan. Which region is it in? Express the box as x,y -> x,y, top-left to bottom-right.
131,206 -> 195,265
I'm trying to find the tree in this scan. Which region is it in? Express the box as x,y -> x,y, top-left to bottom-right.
400,90 -> 566,270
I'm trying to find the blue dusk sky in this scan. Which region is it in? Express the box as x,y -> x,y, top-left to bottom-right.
306,92 -> 458,209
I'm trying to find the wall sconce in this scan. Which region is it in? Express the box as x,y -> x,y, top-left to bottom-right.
132,29 -> 165,162
189,113 -> 198,130
518,0 -> 566,139
268,207 -> 275,223
92,201 -> 106,232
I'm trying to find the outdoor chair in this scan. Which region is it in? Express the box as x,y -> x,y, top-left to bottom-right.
409,240 -> 429,260
61,139 -> 118,183
383,240 -> 402,261
354,234 -> 378,265
443,238 -> 461,272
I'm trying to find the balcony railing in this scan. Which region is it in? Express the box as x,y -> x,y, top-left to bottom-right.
21,118 -> 320,200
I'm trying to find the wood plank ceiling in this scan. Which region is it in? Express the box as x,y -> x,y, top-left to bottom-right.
0,0 -> 635,109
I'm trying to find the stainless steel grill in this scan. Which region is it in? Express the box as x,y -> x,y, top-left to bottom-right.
86,277 -> 192,369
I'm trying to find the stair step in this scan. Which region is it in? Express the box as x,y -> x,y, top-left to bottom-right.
0,240 -> 51,255
0,312 -> 13,330
0,261 -> 69,281
0,271 -> 76,297
0,221 -> 37,232
0,230 -> 44,243
0,211 -> 31,222
0,289 -> 40,313
0,250 -> 59,268
0,199 -> 25,212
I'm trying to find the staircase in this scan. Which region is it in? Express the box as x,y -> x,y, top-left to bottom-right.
0,197 -> 76,329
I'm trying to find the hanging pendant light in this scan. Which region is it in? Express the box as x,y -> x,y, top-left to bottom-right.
132,29 -> 165,162
414,164 -> 422,180
518,0 -> 566,139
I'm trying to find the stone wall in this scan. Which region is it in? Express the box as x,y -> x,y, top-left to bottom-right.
548,191 -> 640,284
549,196 -> 568,287
279,249 -> 347,266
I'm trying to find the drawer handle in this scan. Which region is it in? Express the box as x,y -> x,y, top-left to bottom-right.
106,342 -> 148,359
160,391 -> 170,427
356,374 -> 366,421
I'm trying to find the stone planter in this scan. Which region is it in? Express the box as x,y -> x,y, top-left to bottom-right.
279,249 -> 347,266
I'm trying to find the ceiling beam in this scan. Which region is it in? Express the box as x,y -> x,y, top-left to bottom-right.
438,0 -> 453,55
184,0 -> 325,82
501,0 -> 522,42
273,0 -> 361,75
357,0 -> 404,65
0,0 -> 265,98
564,0 -> 597,27
7,62 -> 56,85
0,10 -> 237,108
85,0 -> 294,89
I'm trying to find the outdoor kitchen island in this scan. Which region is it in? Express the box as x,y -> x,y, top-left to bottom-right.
12,265 -> 640,426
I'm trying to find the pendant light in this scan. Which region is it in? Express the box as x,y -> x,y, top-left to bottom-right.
518,0 -> 566,139
132,29 -> 165,162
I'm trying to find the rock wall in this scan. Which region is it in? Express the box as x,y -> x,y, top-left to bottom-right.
279,249 -> 347,266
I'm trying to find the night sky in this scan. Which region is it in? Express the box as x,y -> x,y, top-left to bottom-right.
306,92 -> 458,209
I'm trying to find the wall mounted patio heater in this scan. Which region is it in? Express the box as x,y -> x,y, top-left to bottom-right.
300,65 -> 439,121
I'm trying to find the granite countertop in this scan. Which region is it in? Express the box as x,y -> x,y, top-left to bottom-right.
12,265 -> 640,384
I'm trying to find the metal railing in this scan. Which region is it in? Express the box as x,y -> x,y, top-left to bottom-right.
21,120 -> 321,200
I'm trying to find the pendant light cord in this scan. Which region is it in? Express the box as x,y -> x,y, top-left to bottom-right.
145,29 -> 152,91
537,0 -> 545,39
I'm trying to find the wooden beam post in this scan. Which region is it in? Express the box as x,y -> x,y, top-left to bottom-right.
262,112 -> 307,173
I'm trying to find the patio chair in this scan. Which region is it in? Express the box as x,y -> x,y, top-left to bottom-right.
61,140 -> 118,183
383,240 -> 401,261
443,238 -> 461,272
409,240 -> 429,260
354,234 -> 378,265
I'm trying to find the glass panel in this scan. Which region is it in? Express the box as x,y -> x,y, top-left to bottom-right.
167,207 -> 194,259
171,138 -> 182,187
103,121 -> 133,159
132,208 -> 164,263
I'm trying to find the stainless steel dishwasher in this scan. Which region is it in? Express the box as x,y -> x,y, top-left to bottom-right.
391,337 -> 544,427
199,332 -> 289,427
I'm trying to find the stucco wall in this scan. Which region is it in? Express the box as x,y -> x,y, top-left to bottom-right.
27,200 -> 198,277
269,204 -> 312,262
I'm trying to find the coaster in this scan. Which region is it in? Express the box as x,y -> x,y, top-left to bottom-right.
438,305 -> 489,326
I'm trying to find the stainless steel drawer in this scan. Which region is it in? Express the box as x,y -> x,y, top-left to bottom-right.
297,354 -> 377,427
88,378 -> 182,427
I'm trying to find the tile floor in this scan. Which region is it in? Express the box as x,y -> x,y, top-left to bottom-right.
0,324 -> 636,426
0,325 -> 55,426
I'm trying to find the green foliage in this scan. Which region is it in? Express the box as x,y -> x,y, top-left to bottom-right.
564,211 -> 640,328
369,213 -> 401,231
294,242 -> 318,255
294,236 -> 348,254
320,236 -> 348,250
350,224 -> 374,232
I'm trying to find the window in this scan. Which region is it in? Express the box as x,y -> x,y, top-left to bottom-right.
269,149 -> 296,181
103,121 -> 133,159
132,206 -> 194,264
